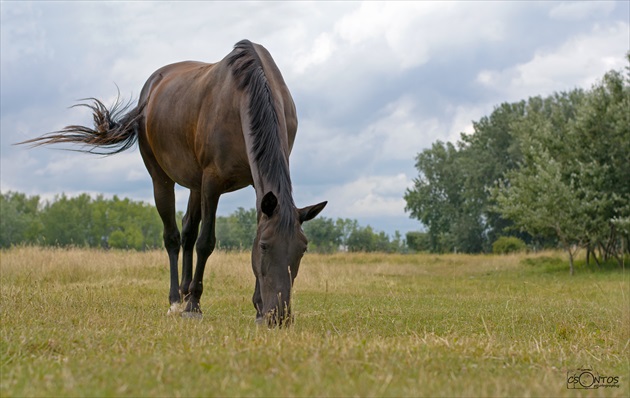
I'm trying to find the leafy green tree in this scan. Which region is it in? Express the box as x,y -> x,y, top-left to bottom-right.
335,218 -> 358,250
493,66 -> 629,272
389,231 -> 406,253
406,58 -> 629,262
404,141 -> 479,252
457,102 -> 527,248
40,193 -> 93,247
303,217 -> 342,253
345,225 -> 392,252
101,196 -> 163,250
492,236 -> 526,255
215,207 -> 257,250
494,139 -> 585,274
406,231 -> 431,252
109,225 -> 144,250
569,69 -> 630,263
347,225 -> 375,252
404,101 -> 535,253
0,192 -> 42,247
374,230 -> 393,252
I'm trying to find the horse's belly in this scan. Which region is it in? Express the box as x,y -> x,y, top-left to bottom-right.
157,152 -> 203,190
144,125 -> 202,189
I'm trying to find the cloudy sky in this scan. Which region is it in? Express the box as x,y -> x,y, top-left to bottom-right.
1,1 -> 628,236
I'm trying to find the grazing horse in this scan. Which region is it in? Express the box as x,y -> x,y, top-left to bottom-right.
21,40 -> 327,326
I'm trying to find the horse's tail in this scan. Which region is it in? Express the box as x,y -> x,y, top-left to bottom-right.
18,95 -> 145,155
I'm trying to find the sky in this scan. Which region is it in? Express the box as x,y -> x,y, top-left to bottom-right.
1,1 -> 628,237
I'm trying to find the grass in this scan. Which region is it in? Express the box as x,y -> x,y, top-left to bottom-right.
1,247 -> 628,397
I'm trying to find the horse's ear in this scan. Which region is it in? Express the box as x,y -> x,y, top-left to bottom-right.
298,201 -> 327,223
261,191 -> 278,218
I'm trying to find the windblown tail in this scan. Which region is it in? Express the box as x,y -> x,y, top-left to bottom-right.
18,96 -> 144,155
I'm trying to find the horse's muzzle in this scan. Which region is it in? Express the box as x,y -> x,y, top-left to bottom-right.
257,304 -> 292,328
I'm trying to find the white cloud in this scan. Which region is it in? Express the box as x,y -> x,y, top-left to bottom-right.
324,173 -> 413,219
476,21 -> 629,101
362,96 -> 442,161
549,1 -> 615,21
334,2 -> 434,68
293,32 -> 337,74
33,151 -> 144,181
333,2 -> 505,70
446,104 -> 488,143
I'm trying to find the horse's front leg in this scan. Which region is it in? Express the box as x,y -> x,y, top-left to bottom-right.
182,180 -> 220,318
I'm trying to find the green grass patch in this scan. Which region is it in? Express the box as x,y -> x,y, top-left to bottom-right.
1,247 -> 628,397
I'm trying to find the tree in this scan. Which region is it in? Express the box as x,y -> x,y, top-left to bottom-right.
405,58 -> 629,263
215,207 -> 257,250
569,69 -> 630,264
493,66 -> 630,272
404,141 -> 464,252
101,196 -> 163,250
347,225 -> 376,252
345,225 -> 393,252
109,225 -> 144,250
40,193 -> 94,247
404,104 -> 529,254
335,218 -> 358,250
406,231 -> 431,252
457,101 -> 527,248
303,217 -> 342,253
493,145 -> 585,274
0,192 -> 42,247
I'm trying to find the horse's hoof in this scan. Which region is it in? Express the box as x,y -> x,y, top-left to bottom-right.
167,303 -> 183,315
181,311 -> 203,319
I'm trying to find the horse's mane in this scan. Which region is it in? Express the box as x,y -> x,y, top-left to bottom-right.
227,40 -> 295,232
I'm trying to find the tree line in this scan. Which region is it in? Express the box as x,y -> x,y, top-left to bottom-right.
404,59 -> 629,271
0,192 -> 408,253
1,193 -> 163,250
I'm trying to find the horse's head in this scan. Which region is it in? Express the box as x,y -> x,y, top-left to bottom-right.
252,191 -> 327,327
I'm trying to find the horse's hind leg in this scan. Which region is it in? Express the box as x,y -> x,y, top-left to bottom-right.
180,190 -> 201,302
151,178 -> 181,313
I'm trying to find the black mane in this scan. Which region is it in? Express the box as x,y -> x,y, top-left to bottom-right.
228,40 -> 295,232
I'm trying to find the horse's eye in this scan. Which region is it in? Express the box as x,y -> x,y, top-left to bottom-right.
260,242 -> 269,252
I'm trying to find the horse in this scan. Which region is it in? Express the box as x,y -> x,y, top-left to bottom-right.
20,39 -> 327,327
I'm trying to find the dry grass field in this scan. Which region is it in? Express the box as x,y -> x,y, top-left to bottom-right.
1,247 -> 628,397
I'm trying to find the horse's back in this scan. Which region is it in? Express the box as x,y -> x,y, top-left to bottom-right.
137,44 -> 296,193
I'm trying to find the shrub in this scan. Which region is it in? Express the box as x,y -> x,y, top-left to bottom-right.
492,236 -> 526,254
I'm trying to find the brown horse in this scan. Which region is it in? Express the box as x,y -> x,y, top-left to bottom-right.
21,40 -> 327,326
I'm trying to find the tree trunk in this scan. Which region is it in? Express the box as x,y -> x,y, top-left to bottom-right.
586,246 -> 590,266
592,246 -> 601,268
560,237 -> 575,276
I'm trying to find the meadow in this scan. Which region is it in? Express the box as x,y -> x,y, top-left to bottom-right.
1,247 -> 628,397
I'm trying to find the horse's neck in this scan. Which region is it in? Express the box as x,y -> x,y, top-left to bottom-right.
242,127 -> 293,208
